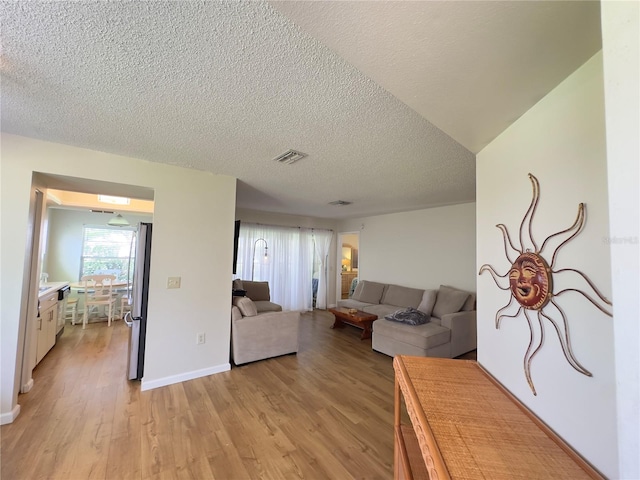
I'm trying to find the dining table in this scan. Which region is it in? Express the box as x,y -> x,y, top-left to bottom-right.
69,281 -> 130,291
69,281 -> 132,323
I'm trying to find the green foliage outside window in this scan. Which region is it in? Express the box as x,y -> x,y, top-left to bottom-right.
81,226 -> 135,282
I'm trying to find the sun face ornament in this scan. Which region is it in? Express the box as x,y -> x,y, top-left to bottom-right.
479,173 -> 612,395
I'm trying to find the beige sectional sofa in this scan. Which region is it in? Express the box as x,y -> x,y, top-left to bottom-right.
337,281 -> 476,359
231,280 -> 300,365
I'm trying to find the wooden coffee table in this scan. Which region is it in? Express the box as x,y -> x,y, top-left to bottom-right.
328,307 -> 378,340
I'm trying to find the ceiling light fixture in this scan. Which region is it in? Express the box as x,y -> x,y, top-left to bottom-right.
99,194 -> 131,205
329,200 -> 352,206
107,213 -> 130,227
273,149 -> 308,165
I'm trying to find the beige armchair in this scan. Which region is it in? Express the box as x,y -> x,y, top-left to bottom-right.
231,296 -> 300,366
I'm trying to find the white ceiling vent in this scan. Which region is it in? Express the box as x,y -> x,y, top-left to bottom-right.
90,209 -> 116,214
329,200 -> 352,206
273,149 -> 308,165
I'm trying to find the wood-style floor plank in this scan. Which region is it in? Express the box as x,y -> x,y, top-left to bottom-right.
1,310 -> 475,479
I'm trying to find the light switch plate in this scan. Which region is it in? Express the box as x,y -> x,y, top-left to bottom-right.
167,276 -> 181,289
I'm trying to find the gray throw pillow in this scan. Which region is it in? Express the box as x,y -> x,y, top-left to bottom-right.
432,285 -> 470,318
385,307 -> 430,326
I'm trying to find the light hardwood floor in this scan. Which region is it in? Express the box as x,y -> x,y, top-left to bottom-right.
1,311 -> 476,479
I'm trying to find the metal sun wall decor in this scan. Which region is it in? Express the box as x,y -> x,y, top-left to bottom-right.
479,173 -> 612,395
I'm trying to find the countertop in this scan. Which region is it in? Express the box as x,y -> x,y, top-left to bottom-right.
38,281 -> 70,299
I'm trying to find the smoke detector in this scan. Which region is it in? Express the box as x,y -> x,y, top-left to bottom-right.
329,200 -> 352,206
273,149 -> 308,165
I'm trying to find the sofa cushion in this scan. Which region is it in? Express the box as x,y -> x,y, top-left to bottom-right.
352,280 -> 386,304
362,304 -> 401,319
432,285 -> 470,318
385,307 -> 430,326
337,298 -> 375,311
232,278 -> 243,290
243,281 -> 271,302
417,289 -> 437,316
373,318 -> 451,350
382,284 -> 424,308
233,296 -> 258,317
231,305 -> 243,321
254,300 -> 283,313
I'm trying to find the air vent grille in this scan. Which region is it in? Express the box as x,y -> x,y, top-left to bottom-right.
273,149 -> 308,165
90,209 -> 116,214
328,200 -> 352,206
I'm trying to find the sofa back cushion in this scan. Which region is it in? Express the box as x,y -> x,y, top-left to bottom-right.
243,281 -> 271,302
417,289 -> 438,316
382,284 -> 424,308
462,292 -> 476,311
233,296 -> 258,317
432,285 -> 470,318
351,280 -> 386,304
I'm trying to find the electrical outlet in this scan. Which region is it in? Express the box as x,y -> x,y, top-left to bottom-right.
197,332 -> 205,345
167,276 -> 181,289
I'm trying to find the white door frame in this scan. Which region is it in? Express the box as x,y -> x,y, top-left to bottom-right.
336,231 -> 360,301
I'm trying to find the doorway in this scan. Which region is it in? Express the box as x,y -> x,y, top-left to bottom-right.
18,173 -> 154,398
337,231 -> 359,300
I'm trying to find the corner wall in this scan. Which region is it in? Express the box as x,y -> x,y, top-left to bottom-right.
601,1 -> 640,477
476,52 -> 617,477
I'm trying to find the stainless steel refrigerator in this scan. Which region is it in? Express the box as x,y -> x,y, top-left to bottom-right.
125,222 -> 152,381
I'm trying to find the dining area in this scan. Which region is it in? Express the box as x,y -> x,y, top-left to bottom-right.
69,275 -> 132,328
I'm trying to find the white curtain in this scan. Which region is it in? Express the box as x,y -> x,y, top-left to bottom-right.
313,229 -> 334,309
236,223 -> 328,312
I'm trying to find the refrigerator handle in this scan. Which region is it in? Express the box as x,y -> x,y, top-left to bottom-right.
123,311 -> 133,327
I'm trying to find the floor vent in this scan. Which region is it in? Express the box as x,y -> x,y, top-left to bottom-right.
273,149 -> 308,165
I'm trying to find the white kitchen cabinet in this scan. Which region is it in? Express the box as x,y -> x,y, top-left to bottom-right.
36,292 -> 58,365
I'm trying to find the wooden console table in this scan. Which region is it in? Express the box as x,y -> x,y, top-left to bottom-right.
393,356 -> 604,479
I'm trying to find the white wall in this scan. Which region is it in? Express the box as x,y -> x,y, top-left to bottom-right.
601,1 -> 640,478
44,208 -> 153,283
338,203 -> 476,292
1,134 -> 237,421
477,53 -> 617,477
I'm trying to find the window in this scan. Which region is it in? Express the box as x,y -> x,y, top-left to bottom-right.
80,225 -> 135,282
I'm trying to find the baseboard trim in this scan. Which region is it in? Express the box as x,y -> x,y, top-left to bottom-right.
0,404 -> 21,425
140,363 -> 231,392
21,378 -> 34,393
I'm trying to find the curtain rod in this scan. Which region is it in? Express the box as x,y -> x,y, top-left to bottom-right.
241,221 -> 333,233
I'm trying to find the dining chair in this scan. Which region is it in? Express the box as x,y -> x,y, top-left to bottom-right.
119,294 -> 132,320
81,274 -> 118,329
66,297 -> 78,325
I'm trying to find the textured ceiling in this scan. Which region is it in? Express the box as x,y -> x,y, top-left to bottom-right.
1,1 -> 601,219
272,1 -> 603,154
